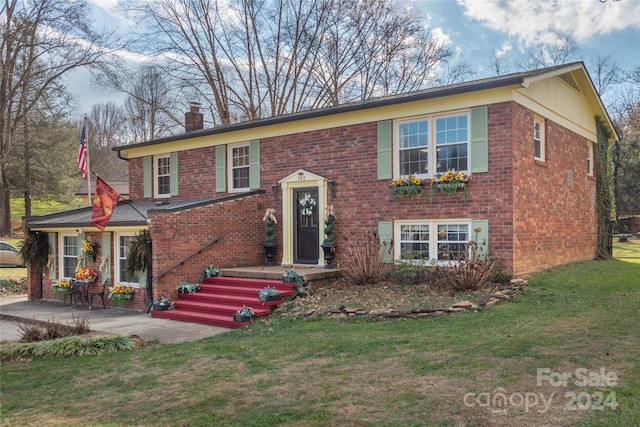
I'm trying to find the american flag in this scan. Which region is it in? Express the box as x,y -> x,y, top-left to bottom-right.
77,125 -> 87,178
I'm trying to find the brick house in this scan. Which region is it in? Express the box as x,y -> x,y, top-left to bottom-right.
24,62 -> 616,310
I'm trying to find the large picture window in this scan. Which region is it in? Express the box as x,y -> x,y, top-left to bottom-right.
396,112 -> 470,179
116,233 -> 140,286
396,221 -> 471,263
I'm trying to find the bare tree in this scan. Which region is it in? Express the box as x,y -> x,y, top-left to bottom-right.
85,102 -> 129,181
588,52 -> 621,98
0,0 -> 118,235
122,67 -> 182,142
517,39 -> 580,70
129,0 -> 452,126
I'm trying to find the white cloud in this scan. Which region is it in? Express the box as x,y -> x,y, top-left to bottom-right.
495,41 -> 512,58
458,0 -> 640,46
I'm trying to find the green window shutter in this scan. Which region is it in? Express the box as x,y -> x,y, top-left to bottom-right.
101,232 -> 111,284
377,120 -> 393,180
48,233 -> 56,280
170,152 -> 179,196
378,221 -> 394,263
143,156 -> 152,198
470,107 -> 488,173
471,220 -> 489,258
216,145 -> 226,193
138,268 -> 148,289
249,140 -> 261,190
78,232 -> 85,267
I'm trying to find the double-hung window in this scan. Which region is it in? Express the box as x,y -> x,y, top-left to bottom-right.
396,221 -> 470,264
61,234 -> 79,279
534,116 -> 545,161
229,143 -> 250,191
155,155 -> 171,197
396,112 -> 470,179
116,233 -> 139,286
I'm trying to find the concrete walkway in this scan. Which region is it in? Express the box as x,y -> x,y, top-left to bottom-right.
0,295 -> 230,344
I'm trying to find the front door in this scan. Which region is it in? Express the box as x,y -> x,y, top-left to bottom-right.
294,188 -> 319,264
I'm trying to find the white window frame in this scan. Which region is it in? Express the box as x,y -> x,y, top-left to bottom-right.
534,116 -> 545,162
115,232 -> 140,287
394,220 -> 471,265
394,110 -> 471,180
154,154 -> 171,198
228,142 -> 250,192
587,141 -> 594,176
59,233 -> 79,279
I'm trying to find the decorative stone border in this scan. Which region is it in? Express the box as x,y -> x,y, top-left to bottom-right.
285,279 -> 528,320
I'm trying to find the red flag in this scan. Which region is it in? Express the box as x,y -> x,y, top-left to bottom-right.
77,125 -> 88,178
91,177 -> 120,231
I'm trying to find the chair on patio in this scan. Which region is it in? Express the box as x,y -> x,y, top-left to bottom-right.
89,284 -> 108,309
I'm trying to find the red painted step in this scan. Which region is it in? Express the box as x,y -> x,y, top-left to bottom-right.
151,276 -> 296,328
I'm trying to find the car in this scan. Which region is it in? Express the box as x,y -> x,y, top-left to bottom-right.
0,241 -> 24,267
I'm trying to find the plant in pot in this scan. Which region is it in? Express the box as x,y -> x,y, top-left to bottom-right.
177,281 -> 199,294
126,230 -> 152,308
258,286 -> 281,302
153,296 -> 174,311
282,268 -> 308,297
262,208 -> 278,266
321,205 -> 337,268
83,239 -> 99,262
233,305 -> 255,322
18,231 -> 49,299
200,264 -> 221,281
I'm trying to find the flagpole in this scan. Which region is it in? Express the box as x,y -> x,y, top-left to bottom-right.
84,116 -> 91,207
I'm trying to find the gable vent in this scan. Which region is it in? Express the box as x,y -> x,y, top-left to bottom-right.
558,72 -> 580,92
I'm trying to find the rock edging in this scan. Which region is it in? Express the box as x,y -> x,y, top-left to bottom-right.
281,279 -> 528,320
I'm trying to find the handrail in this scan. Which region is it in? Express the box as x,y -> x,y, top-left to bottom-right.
151,233 -> 225,283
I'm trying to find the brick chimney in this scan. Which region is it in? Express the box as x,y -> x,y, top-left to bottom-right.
185,102 -> 203,132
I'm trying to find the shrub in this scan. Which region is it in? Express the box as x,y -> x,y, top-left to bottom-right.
0,278 -> 27,296
433,230 -> 495,294
0,335 -> 139,362
340,230 -> 392,286
16,316 -> 91,343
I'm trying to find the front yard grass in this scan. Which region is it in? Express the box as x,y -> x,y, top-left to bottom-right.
1,238 -> 638,426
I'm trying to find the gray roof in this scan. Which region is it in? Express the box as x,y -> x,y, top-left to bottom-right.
25,191 -> 263,230
115,62 -> 591,151
24,192 -> 262,230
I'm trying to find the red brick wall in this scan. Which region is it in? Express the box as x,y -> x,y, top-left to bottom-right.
512,103 -> 597,275
124,100 -> 596,279
148,192 -> 268,301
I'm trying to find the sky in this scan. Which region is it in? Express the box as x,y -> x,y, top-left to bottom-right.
66,0 -> 640,114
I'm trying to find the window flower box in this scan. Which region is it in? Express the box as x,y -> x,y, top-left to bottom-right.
431,169 -> 470,199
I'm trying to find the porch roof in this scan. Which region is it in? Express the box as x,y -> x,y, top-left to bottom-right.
24,197 -> 217,230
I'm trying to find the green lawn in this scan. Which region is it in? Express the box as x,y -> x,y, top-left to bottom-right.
1,243 -> 639,426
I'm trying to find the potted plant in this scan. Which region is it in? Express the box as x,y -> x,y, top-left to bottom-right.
262,208 -> 278,266
282,268 -> 308,296
83,240 -> 99,262
321,205 -> 337,268
153,296 -> 175,311
258,286 -> 281,302
233,305 -> 255,322
18,231 -> 49,299
75,267 -> 97,282
177,281 -> 199,294
51,279 -> 71,299
109,285 -> 135,308
200,264 -> 221,281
